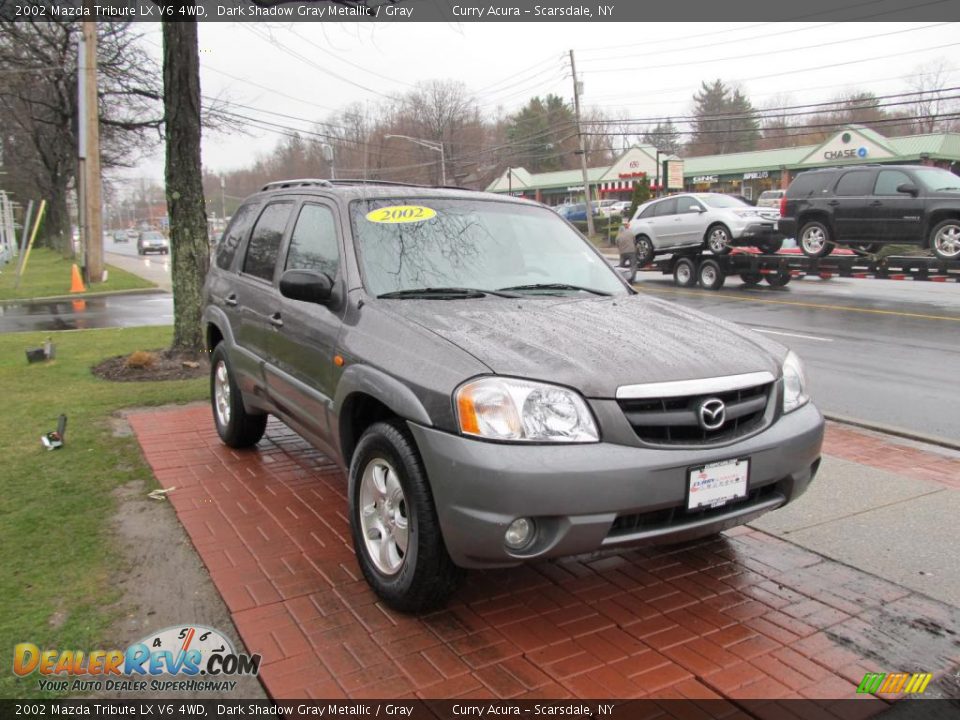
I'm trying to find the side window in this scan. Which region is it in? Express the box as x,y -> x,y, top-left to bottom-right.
654,198 -> 678,217
638,203 -> 657,219
834,171 -> 874,196
874,170 -> 913,196
286,204 -> 340,278
242,202 -> 293,282
676,197 -> 702,214
215,202 -> 259,270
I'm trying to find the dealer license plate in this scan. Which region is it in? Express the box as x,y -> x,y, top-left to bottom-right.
687,458 -> 749,510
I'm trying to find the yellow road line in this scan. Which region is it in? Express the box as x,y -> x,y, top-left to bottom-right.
634,284 -> 960,322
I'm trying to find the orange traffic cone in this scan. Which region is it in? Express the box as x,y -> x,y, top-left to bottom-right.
70,264 -> 86,294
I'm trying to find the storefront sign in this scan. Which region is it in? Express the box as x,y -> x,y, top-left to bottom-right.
824,147 -> 868,160
666,160 -> 684,190
618,171 -> 647,179
692,175 -> 718,184
743,171 -> 769,180
566,186 -> 585,192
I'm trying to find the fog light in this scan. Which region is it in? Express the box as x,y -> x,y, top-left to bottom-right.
504,518 -> 534,550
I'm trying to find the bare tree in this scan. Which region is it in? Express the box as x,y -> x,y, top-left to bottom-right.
909,60 -> 957,134
0,21 -> 161,249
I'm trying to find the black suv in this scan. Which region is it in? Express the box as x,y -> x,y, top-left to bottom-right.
779,164 -> 960,261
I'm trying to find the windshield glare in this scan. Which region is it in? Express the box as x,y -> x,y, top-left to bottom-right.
351,198 -> 628,297
912,168 -> 960,191
699,194 -> 749,209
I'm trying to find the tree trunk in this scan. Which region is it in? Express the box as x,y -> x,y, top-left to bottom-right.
162,18 -> 208,354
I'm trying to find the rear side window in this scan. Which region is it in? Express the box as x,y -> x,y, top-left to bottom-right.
638,203 -> 657,219
654,198 -> 677,217
215,202 -> 259,270
874,170 -> 913,195
835,171 -> 874,196
285,204 -> 340,279
787,172 -> 831,197
243,202 -> 293,282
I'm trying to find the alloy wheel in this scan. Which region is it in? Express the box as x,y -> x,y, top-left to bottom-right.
359,458 -> 409,576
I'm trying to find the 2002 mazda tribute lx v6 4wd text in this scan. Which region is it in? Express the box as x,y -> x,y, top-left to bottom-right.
203,180 -> 824,612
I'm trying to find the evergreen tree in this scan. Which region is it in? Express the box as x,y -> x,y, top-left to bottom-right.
642,118 -> 682,156
627,179 -> 651,220
688,80 -> 759,156
505,95 -> 577,172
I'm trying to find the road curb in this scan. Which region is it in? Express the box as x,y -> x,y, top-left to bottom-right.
824,412 -> 960,452
0,287 -> 167,306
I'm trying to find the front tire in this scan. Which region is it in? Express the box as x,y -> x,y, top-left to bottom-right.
765,270 -> 792,287
705,224 -> 733,255
210,344 -> 267,448
799,221 -> 834,258
349,421 -> 463,613
673,257 -> 697,287
930,219 -> 960,261
740,271 -> 763,286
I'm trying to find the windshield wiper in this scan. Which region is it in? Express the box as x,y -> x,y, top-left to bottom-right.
498,283 -> 612,296
377,287 -> 517,299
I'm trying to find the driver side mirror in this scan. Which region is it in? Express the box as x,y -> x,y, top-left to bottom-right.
896,182 -> 919,197
279,269 -> 333,304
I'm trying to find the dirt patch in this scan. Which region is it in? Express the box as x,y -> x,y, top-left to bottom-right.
92,349 -> 208,382
90,413 -> 265,700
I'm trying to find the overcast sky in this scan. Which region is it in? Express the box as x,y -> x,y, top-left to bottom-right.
121,20 -> 959,190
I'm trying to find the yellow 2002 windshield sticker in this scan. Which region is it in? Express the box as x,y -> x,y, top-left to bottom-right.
365,205 -> 437,224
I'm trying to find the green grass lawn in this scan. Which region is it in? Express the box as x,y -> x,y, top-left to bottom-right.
0,326 -> 207,698
0,248 -> 155,302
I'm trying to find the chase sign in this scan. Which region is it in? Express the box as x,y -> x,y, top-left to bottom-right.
824,147 -> 868,160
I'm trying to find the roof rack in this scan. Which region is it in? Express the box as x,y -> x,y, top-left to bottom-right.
261,178 -> 471,192
260,179 -> 333,191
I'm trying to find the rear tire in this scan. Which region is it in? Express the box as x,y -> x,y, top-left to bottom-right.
210,344 -> 267,448
349,420 -> 463,613
930,219 -> 960,261
673,257 -> 697,288
698,259 -> 725,290
765,270 -> 792,287
635,235 -> 654,266
758,238 -> 783,254
799,221 -> 834,258
740,271 -> 763,286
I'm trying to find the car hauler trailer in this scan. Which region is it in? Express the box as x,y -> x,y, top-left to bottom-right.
630,248 -> 960,291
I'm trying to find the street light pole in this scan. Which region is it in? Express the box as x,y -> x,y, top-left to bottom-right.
383,134 -> 445,186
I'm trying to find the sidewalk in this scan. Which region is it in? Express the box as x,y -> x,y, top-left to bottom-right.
129,407 -> 960,701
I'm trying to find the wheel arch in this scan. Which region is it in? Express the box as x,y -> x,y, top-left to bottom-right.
334,365 -> 433,468
797,210 -> 833,235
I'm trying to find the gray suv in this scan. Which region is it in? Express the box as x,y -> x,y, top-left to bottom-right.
203,179 -> 824,612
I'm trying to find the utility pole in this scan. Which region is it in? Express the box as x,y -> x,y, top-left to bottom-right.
219,175 -> 226,221
78,22 -> 103,283
569,49 -> 594,238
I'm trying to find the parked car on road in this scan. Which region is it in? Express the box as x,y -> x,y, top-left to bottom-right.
113,230 -> 128,243
779,165 -> 960,260
556,202 -> 598,222
623,192 -> 783,265
757,189 -> 785,208
609,200 -> 632,216
203,179 -> 823,612
137,230 -> 169,255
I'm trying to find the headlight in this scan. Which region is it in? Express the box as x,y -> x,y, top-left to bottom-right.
782,351 -> 809,413
455,377 -> 599,443
733,209 -> 759,218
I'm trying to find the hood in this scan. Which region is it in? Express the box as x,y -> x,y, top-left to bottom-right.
378,294 -> 786,398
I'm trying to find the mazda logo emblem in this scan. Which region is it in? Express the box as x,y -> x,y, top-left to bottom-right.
698,398 -> 726,431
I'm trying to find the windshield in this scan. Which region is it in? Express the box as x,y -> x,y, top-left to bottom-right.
142,232 -> 164,240
350,198 -> 628,297
698,194 -> 750,209
912,168 -> 960,192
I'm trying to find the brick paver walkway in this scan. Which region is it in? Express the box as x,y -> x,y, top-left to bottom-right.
129,407 -> 960,702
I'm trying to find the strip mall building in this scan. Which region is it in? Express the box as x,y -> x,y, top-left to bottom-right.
486,125 -> 960,204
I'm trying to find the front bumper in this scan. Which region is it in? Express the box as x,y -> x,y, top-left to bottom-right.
409,402 -> 823,568
734,221 -> 783,241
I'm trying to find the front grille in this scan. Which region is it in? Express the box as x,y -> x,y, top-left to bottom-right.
608,483 -> 782,539
618,382 -> 772,445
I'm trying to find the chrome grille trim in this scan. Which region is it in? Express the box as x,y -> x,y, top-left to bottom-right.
615,371 -> 776,400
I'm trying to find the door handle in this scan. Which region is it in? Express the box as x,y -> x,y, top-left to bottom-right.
827,200 -> 840,206
869,201 -> 882,206
269,313 -> 284,328
224,293 -> 238,307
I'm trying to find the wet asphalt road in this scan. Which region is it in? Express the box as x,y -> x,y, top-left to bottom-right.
2,253 -> 957,442
633,272 -> 959,443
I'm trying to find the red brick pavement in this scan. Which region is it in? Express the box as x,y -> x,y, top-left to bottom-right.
128,407 -> 960,702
